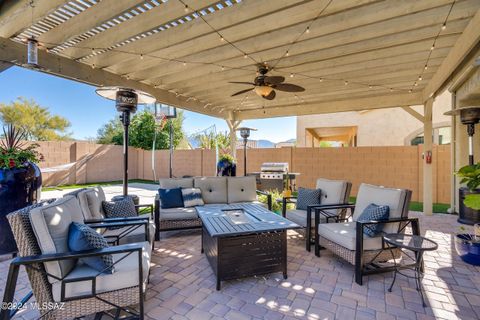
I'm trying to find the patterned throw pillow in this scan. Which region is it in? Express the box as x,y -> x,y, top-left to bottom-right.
182,188 -> 204,207
357,203 -> 390,237
296,187 -> 322,210
102,197 -> 137,219
68,222 -> 114,273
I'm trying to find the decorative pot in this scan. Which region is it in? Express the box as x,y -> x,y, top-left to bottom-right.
458,187 -> 480,225
217,160 -> 236,177
454,234 -> 480,266
0,163 -> 42,254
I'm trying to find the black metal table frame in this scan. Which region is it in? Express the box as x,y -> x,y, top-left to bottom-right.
382,234 -> 438,307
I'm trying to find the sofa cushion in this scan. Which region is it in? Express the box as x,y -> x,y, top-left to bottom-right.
353,183 -> 407,234
102,220 -> 155,244
158,188 -> 184,209
194,177 -> 227,204
357,204 -> 390,237
296,187 -> 321,210
29,196 -> 85,283
159,178 -> 194,189
102,197 -> 137,219
52,241 -> 151,302
285,209 -> 326,228
315,178 -> 351,215
68,222 -> 114,273
159,207 -> 198,221
227,176 -> 257,204
318,222 -> 383,251
77,187 -> 106,220
182,188 -> 204,207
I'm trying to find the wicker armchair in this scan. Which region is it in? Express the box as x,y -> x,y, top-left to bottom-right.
0,199 -> 150,320
314,183 -> 420,285
281,178 -> 352,251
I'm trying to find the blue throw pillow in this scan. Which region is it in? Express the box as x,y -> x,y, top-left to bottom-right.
357,204 -> 390,237
159,188 -> 184,209
296,187 -> 322,210
68,222 -> 114,274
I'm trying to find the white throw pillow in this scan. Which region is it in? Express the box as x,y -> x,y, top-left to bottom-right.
181,188 -> 204,207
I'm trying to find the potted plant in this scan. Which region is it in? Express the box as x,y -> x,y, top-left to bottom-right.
455,163 -> 480,224
454,226 -> 480,266
0,125 -> 43,255
217,153 -> 236,176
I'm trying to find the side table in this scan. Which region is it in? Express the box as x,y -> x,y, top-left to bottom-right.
383,233 -> 438,307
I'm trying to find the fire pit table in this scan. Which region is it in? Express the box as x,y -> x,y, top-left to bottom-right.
196,203 -> 300,290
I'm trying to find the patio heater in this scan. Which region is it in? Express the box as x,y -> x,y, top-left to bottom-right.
445,106 -> 480,224
96,87 -> 155,195
237,127 -> 256,176
154,104 -> 177,178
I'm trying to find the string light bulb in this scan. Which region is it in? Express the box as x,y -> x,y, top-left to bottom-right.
306,26 -> 310,34
290,73 -> 294,78
319,78 -> 323,82
220,36 -> 224,42
286,51 -> 289,56
91,63 -> 95,69
184,4 -> 189,13
441,23 -> 446,30
369,85 -> 372,89
424,64 -> 428,70
344,81 -> 348,85
140,54 -> 144,60
430,44 -> 435,51
221,66 -> 225,71
244,53 -> 248,59
418,76 -> 422,81
183,61 -> 186,66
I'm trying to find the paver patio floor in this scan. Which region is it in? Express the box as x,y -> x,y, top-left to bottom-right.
1,186 -> 479,319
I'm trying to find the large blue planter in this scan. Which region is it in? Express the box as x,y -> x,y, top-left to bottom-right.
0,163 -> 42,254
217,160 -> 236,176
455,234 -> 480,266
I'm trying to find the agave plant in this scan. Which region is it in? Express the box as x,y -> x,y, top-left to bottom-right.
0,125 -> 42,170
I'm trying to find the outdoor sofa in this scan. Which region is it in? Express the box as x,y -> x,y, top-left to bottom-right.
1,196 -> 151,320
154,176 -> 271,240
313,183 -> 420,285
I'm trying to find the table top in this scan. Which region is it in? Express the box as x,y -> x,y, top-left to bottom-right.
383,234 -> 438,251
196,203 -> 300,238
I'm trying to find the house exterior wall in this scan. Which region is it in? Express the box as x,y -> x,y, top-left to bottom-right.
297,91 -> 452,147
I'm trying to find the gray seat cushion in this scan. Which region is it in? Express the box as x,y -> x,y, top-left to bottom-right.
159,207 -> 198,220
353,183 -> 407,233
286,209 -> 326,228
227,176 -> 257,204
159,178 -> 194,189
318,222 -> 383,251
315,178 -> 352,215
77,187 -> 107,220
29,196 -> 85,283
194,177 -> 227,204
52,241 -> 151,302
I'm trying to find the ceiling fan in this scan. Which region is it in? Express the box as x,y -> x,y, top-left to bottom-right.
230,64 -> 305,100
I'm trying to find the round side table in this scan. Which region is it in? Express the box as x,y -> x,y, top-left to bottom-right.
382,233 -> 438,307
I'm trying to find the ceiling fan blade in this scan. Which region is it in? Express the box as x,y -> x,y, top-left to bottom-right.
231,88 -> 253,97
262,90 -> 276,100
264,76 -> 285,85
228,81 -> 255,85
274,83 -> 305,92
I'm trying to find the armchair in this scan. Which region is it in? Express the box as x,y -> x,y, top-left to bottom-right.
0,200 -> 151,320
314,183 -> 418,285
281,178 -> 352,251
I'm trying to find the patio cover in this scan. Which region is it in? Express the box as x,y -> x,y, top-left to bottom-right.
1,0 -> 480,215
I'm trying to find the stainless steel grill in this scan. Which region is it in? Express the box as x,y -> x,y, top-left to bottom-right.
252,162 -> 299,191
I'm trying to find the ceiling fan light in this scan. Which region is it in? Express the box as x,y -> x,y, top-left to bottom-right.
254,86 -> 273,97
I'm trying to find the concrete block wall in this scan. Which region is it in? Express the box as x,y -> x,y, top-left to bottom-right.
34,141 -> 452,203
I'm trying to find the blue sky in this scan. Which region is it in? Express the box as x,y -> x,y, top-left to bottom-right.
0,67 -> 296,143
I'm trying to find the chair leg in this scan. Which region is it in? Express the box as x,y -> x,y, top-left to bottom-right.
0,264 -> 20,320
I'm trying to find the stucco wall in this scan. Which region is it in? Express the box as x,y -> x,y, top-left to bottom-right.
297,91 -> 452,147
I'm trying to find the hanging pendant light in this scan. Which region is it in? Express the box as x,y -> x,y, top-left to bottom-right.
27,37 -> 39,67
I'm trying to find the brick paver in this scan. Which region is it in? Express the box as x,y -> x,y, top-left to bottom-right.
0,212 -> 479,319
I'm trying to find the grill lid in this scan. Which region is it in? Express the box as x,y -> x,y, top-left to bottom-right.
260,162 -> 289,172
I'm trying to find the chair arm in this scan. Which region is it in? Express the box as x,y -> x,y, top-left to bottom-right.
256,190 -> 272,211
135,204 -> 154,219
356,217 -> 418,227
86,220 -> 148,230
84,216 -> 150,224
10,243 -> 144,266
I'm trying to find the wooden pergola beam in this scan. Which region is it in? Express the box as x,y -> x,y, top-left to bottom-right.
423,8 -> 480,101
0,37 -> 226,119
402,106 -> 425,123
233,92 -> 424,120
